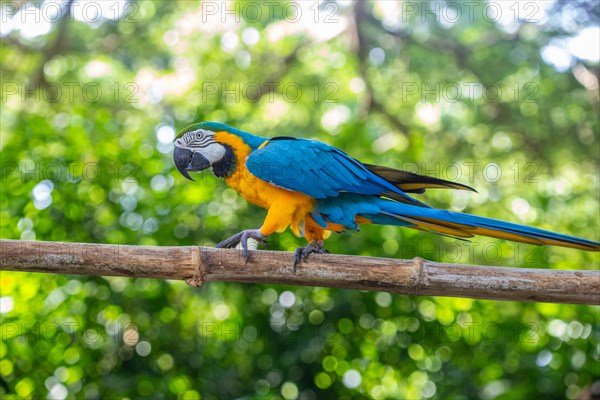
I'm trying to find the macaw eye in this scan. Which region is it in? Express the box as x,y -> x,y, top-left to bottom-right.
196,132 -> 202,139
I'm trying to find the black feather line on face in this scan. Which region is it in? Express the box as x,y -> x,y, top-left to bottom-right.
212,144 -> 236,178
188,137 -> 213,148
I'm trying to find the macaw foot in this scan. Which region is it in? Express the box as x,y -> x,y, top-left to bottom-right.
216,229 -> 266,263
293,240 -> 329,272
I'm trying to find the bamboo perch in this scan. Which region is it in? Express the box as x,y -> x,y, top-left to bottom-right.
1,239 -> 598,305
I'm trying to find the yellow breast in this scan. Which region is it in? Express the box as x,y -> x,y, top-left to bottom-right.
226,163 -> 281,209
215,132 -> 279,207
214,131 -> 315,235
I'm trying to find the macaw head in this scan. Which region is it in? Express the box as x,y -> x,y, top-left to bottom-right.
173,122 -> 266,181
173,123 -> 229,180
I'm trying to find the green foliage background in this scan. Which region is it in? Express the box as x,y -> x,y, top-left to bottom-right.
1,1 -> 599,399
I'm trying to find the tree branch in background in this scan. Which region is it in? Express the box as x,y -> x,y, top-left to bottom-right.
360,5 -> 548,156
29,0 -> 76,90
572,63 -> 600,114
352,1 -> 410,135
2,240 -> 598,305
246,40 -> 311,103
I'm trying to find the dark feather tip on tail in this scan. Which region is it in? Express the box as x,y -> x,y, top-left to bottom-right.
364,163 -> 477,194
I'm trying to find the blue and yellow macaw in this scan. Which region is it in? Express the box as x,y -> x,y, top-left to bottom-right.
173,122 -> 599,267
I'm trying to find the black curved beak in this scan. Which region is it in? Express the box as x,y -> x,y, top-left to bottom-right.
173,147 -> 210,181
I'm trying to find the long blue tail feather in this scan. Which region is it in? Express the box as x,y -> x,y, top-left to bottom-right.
376,199 -> 600,251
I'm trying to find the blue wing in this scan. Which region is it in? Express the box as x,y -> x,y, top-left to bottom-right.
245,137 -> 423,205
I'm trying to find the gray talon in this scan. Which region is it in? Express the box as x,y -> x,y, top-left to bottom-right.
216,229 -> 266,264
293,240 -> 329,272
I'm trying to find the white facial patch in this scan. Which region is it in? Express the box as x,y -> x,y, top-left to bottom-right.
201,142 -> 227,164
